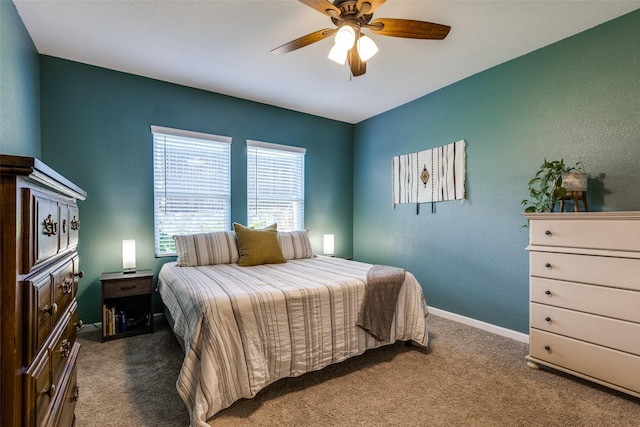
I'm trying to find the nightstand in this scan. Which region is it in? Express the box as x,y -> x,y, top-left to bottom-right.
100,270 -> 154,341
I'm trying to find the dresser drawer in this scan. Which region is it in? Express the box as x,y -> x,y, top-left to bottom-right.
529,329 -> 640,395
54,361 -> 79,427
531,278 -> 640,323
530,218 -> 640,251
103,277 -> 152,298
50,304 -> 78,388
531,303 -> 640,355
51,257 -> 76,325
32,190 -> 60,268
23,351 -> 53,427
24,271 -> 54,366
530,251 -> 640,291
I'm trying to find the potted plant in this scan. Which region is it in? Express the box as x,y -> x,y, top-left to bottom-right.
521,159 -> 585,214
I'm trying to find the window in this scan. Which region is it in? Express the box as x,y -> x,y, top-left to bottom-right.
247,140 -> 305,231
152,125 -> 231,256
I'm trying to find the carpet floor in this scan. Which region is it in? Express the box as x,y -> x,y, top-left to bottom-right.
75,314 -> 639,426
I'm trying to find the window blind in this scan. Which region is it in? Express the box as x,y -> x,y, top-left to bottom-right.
247,140 -> 305,231
152,126 -> 231,256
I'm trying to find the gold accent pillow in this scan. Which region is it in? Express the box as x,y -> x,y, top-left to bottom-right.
233,223 -> 286,267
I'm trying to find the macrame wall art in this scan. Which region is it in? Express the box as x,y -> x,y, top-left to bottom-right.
392,140 -> 466,214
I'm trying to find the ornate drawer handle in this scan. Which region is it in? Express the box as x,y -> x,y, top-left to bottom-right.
43,215 -> 58,236
70,216 -> 80,231
62,277 -> 73,294
75,319 -> 84,329
62,219 -> 67,233
71,385 -> 79,402
545,230 -> 552,236
43,303 -> 58,316
59,339 -> 71,358
43,383 -> 56,397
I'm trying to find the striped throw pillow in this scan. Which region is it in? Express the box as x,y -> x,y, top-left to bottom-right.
277,230 -> 315,260
173,231 -> 239,266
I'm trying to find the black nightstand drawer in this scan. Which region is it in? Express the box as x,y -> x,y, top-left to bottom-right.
103,278 -> 152,298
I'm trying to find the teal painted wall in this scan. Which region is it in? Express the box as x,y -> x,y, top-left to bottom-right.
0,0 -> 40,156
39,57 -> 354,323
353,10 -> 640,333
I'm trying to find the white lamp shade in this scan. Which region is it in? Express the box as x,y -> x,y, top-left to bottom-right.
328,44 -> 348,64
357,35 -> 378,62
122,240 -> 136,273
334,25 -> 355,50
323,234 -> 335,256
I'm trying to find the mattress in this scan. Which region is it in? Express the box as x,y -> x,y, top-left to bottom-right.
157,256 -> 429,426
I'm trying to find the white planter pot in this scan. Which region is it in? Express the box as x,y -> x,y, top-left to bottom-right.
561,172 -> 588,192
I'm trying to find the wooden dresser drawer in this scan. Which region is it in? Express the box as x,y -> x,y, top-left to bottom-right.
531,303 -> 640,355
51,257 -> 76,325
530,217 -> 640,251
531,278 -> 640,323
45,342 -> 80,427
529,329 -> 640,395
103,277 -> 152,298
54,361 -> 79,427
530,251 -> 640,291
50,304 -> 78,388
24,271 -> 54,366
23,351 -> 53,427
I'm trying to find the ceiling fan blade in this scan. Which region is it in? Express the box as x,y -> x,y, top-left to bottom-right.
272,28 -> 336,55
348,45 -> 366,77
368,18 -> 451,40
356,0 -> 386,15
298,0 -> 341,18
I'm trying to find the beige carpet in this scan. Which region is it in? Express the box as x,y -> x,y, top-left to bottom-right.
76,314 -> 639,426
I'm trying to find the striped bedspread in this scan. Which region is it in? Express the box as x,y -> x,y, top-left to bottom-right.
158,256 -> 429,426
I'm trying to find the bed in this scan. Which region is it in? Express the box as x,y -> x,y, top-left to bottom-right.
157,226 -> 430,427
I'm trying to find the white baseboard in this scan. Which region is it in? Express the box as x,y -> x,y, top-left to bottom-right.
429,307 -> 529,343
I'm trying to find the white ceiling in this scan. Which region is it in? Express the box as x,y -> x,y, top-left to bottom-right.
13,1 -> 640,124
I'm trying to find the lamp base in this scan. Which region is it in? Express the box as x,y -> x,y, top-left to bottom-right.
123,268 -> 137,274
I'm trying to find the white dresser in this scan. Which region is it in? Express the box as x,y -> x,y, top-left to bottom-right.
525,212 -> 640,398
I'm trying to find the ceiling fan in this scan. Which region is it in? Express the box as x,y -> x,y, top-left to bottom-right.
272,0 -> 451,77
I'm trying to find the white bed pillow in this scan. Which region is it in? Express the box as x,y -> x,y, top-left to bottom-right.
173,231 -> 239,266
277,230 -> 315,260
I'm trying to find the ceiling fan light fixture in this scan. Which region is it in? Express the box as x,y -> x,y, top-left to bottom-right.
357,35 -> 378,62
334,25 -> 356,49
328,43 -> 348,65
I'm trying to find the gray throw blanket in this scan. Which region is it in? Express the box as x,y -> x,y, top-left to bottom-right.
356,264 -> 406,342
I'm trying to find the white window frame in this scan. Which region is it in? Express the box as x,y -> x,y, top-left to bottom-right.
246,140 -> 306,231
152,125 -> 232,256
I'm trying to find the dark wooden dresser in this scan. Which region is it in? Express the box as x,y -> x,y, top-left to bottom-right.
1,155 -> 86,426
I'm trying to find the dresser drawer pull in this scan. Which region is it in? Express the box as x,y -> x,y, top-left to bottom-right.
43,215 -> 58,236
545,230 -> 552,236
62,219 -> 67,233
61,277 -> 73,294
43,303 -> 58,316
544,290 -> 552,296
43,383 -> 56,397
70,215 -> 80,231
544,263 -> 552,269
75,319 -> 84,329
59,339 -> 71,358
71,385 -> 80,402
544,345 -> 551,352
75,270 -> 84,278
120,285 -> 136,291
544,316 -> 551,322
